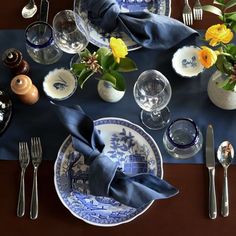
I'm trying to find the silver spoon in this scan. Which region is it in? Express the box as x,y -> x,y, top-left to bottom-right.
217,141 -> 234,217
22,0 -> 37,19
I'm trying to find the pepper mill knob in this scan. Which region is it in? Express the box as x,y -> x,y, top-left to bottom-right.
2,48 -> 30,75
10,75 -> 39,105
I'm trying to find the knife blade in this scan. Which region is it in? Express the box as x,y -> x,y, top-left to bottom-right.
206,124 -> 217,219
39,0 -> 49,23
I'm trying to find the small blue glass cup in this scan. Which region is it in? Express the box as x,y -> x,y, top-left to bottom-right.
163,118 -> 203,159
25,21 -> 63,65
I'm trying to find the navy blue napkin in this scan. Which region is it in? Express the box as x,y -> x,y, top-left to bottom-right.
54,104 -> 178,208
87,0 -> 198,49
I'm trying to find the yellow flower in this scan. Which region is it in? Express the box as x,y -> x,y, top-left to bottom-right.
198,46 -> 218,68
205,24 -> 233,46
109,37 -> 128,63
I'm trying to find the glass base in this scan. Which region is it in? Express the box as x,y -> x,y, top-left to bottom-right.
140,107 -> 170,130
69,54 -> 81,69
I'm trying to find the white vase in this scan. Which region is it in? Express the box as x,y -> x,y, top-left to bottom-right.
97,80 -> 125,103
207,70 -> 236,110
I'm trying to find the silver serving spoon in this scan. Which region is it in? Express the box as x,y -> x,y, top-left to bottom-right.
22,0 -> 37,19
217,141 -> 234,217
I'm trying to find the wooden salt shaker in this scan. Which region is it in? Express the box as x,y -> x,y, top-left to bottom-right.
2,48 -> 30,75
10,75 -> 39,105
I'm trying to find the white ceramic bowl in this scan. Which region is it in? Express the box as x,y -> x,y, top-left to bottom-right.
172,45 -> 204,77
43,68 -> 77,100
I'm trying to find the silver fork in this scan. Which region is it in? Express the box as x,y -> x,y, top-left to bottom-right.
193,0 -> 203,20
30,137 -> 42,220
17,142 -> 30,217
182,0 -> 193,26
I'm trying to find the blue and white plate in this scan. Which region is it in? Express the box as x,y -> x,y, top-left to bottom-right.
54,117 -> 163,226
172,45 -> 204,78
74,0 -> 171,51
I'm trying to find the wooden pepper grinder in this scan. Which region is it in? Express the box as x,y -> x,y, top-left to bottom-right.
2,48 -> 30,75
10,75 -> 39,105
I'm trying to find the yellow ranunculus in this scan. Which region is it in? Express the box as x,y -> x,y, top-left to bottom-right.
198,46 -> 218,68
205,24 -> 233,46
109,37 -> 128,63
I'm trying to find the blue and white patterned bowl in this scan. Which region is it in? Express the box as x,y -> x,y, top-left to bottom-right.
74,0 -> 171,51
54,117 -> 163,226
172,45 -> 204,78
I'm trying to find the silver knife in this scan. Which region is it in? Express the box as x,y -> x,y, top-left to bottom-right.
39,0 -> 49,23
206,124 -> 217,219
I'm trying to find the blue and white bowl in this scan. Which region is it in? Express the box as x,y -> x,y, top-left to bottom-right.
54,117 -> 163,226
43,68 -> 77,101
172,46 -> 204,77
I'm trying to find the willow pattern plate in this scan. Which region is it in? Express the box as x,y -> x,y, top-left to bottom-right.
74,0 -> 171,51
54,117 -> 163,226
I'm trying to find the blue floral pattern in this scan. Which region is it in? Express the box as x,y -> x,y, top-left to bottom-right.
54,118 -> 162,226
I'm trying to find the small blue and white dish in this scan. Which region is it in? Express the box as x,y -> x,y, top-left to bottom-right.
172,45 -> 204,77
54,117 -> 163,226
43,68 -> 77,101
74,0 -> 171,51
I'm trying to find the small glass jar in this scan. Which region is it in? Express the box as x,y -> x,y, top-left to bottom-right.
25,21 -> 63,65
163,118 -> 203,159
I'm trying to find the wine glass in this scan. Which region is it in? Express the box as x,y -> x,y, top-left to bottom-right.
52,10 -> 89,65
133,70 -> 172,130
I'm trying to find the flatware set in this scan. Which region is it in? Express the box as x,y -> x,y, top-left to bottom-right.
17,137 -> 42,219
206,125 -> 234,219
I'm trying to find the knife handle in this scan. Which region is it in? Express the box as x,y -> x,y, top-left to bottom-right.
209,168 -> 217,219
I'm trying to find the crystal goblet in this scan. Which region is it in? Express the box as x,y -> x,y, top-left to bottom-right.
52,10 -> 89,65
133,70 -> 172,130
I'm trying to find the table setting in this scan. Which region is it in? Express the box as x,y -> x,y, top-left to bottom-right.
1,0 -> 236,235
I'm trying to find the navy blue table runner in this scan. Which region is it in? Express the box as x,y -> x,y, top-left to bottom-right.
0,29 -> 235,164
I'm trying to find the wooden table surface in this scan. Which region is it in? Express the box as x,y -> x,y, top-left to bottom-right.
1,1 -> 236,235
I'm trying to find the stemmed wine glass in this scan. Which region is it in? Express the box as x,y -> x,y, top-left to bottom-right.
133,70 -> 172,130
52,9 -> 89,65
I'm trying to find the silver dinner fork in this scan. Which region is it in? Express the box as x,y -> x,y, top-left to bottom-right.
17,142 -> 30,217
193,0 -> 203,20
182,0 -> 193,26
30,137 -> 42,220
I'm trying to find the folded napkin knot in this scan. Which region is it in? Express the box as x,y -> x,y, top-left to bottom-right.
54,104 -> 179,208
86,0 -> 199,49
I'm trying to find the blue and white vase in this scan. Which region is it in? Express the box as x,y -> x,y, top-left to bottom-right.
97,80 -> 125,103
208,70 -> 236,110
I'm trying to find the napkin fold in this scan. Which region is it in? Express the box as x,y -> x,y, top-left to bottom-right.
87,0 -> 198,49
54,104 -> 179,208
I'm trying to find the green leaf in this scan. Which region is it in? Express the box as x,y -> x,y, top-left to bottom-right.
78,69 -> 94,88
80,48 -> 91,59
115,57 -> 138,72
72,63 -> 86,76
230,21 -> 236,33
225,44 -> 236,57
97,47 -> 110,64
100,72 -> 117,88
101,54 -> 115,71
202,5 -> 223,17
109,70 -> 126,91
225,0 -> 236,9
217,77 -> 231,88
213,0 -> 225,6
226,13 -> 236,21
